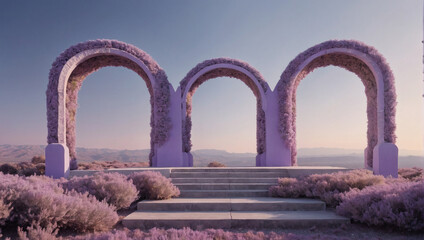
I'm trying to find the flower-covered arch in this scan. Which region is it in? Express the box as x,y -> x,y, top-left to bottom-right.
46,39 -> 172,169
180,58 -> 270,164
276,40 -> 396,168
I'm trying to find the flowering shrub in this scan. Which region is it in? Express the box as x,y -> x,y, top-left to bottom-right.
0,160 -> 149,176
69,227 -> 350,240
398,167 -> 423,181
276,40 -> 396,166
77,161 -> 149,170
0,163 -> 18,175
31,155 -> 46,164
207,161 -> 226,167
0,173 -> 118,232
18,224 -> 59,240
0,198 -> 11,226
270,169 -> 385,207
47,39 -> 172,168
128,171 -> 180,200
62,172 -> 138,210
0,162 -> 45,176
337,180 -> 424,231
180,58 -> 269,155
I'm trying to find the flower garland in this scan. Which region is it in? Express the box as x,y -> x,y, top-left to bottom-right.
276,40 -> 396,167
47,39 -> 172,169
179,58 -> 269,155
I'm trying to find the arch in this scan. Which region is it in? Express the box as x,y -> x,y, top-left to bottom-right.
276,40 -> 396,168
46,39 -> 172,169
180,58 -> 270,164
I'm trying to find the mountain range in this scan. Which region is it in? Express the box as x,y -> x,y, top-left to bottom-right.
0,144 -> 422,168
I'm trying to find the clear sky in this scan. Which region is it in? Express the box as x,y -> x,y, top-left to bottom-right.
0,0 -> 423,155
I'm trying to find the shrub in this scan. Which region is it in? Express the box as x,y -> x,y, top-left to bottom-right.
128,171 -> 180,200
62,172 -> 138,210
35,163 -> 46,175
0,173 -> 118,232
207,161 -> 226,167
0,162 -> 44,176
270,169 -> 386,207
18,223 -> 59,240
77,161 -> 149,170
20,166 -> 43,176
0,163 -> 19,175
337,180 -> 424,231
31,156 -> 46,164
0,198 -> 11,226
398,167 -> 423,182
69,227 -> 350,240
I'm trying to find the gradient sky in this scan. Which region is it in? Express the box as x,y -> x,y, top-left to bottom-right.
0,0 -> 423,155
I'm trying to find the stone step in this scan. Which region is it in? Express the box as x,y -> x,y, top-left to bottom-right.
122,210 -> 349,229
137,198 -> 326,211
175,183 -> 274,191
171,172 -> 285,178
171,168 -> 290,173
179,190 -> 269,198
171,178 -> 278,184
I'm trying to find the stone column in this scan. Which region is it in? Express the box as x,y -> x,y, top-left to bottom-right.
45,143 -> 70,178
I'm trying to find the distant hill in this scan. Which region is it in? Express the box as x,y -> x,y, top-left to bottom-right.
1,145 -> 423,168
0,144 -> 150,163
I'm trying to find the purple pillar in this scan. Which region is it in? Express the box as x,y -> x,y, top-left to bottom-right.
45,143 -> 70,179
373,142 -> 398,177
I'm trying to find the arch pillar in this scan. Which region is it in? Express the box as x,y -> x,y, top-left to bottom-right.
45,143 -> 69,178
264,90 -> 291,166
154,87 -> 184,167
373,142 -> 398,177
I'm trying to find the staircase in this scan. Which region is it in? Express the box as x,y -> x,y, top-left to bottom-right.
122,168 -> 349,229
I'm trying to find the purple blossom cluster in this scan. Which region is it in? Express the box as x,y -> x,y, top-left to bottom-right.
69,227 -> 349,240
269,169 -> 386,207
270,168 -> 424,231
47,39 -> 172,168
276,40 -> 396,166
179,58 -> 269,154
128,171 -> 180,200
398,167 -> 423,182
18,223 -> 59,240
0,173 -> 119,233
62,172 -> 139,210
77,161 -> 149,170
1,171 -> 181,237
337,180 -> 424,231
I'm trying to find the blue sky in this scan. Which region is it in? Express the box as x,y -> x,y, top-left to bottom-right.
0,0 -> 423,154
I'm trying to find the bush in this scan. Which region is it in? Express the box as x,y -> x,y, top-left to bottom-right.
31,156 -> 46,164
128,171 -> 180,200
270,169 -> 386,207
62,172 -> 138,210
398,167 -> 423,182
18,224 -> 59,240
337,180 -> 424,231
0,163 -> 19,175
77,161 -> 149,170
0,199 -> 11,226
69,227 -> 350,240
0,173 -> 118,233
207,161 -> 226,167
0,162 -> 44,176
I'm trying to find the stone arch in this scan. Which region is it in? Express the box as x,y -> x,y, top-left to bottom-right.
180,58 -> 270,165
46,39 -> 172,169
276,40 -> 397,168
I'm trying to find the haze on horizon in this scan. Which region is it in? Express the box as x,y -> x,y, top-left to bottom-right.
0,0 -> 423,156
